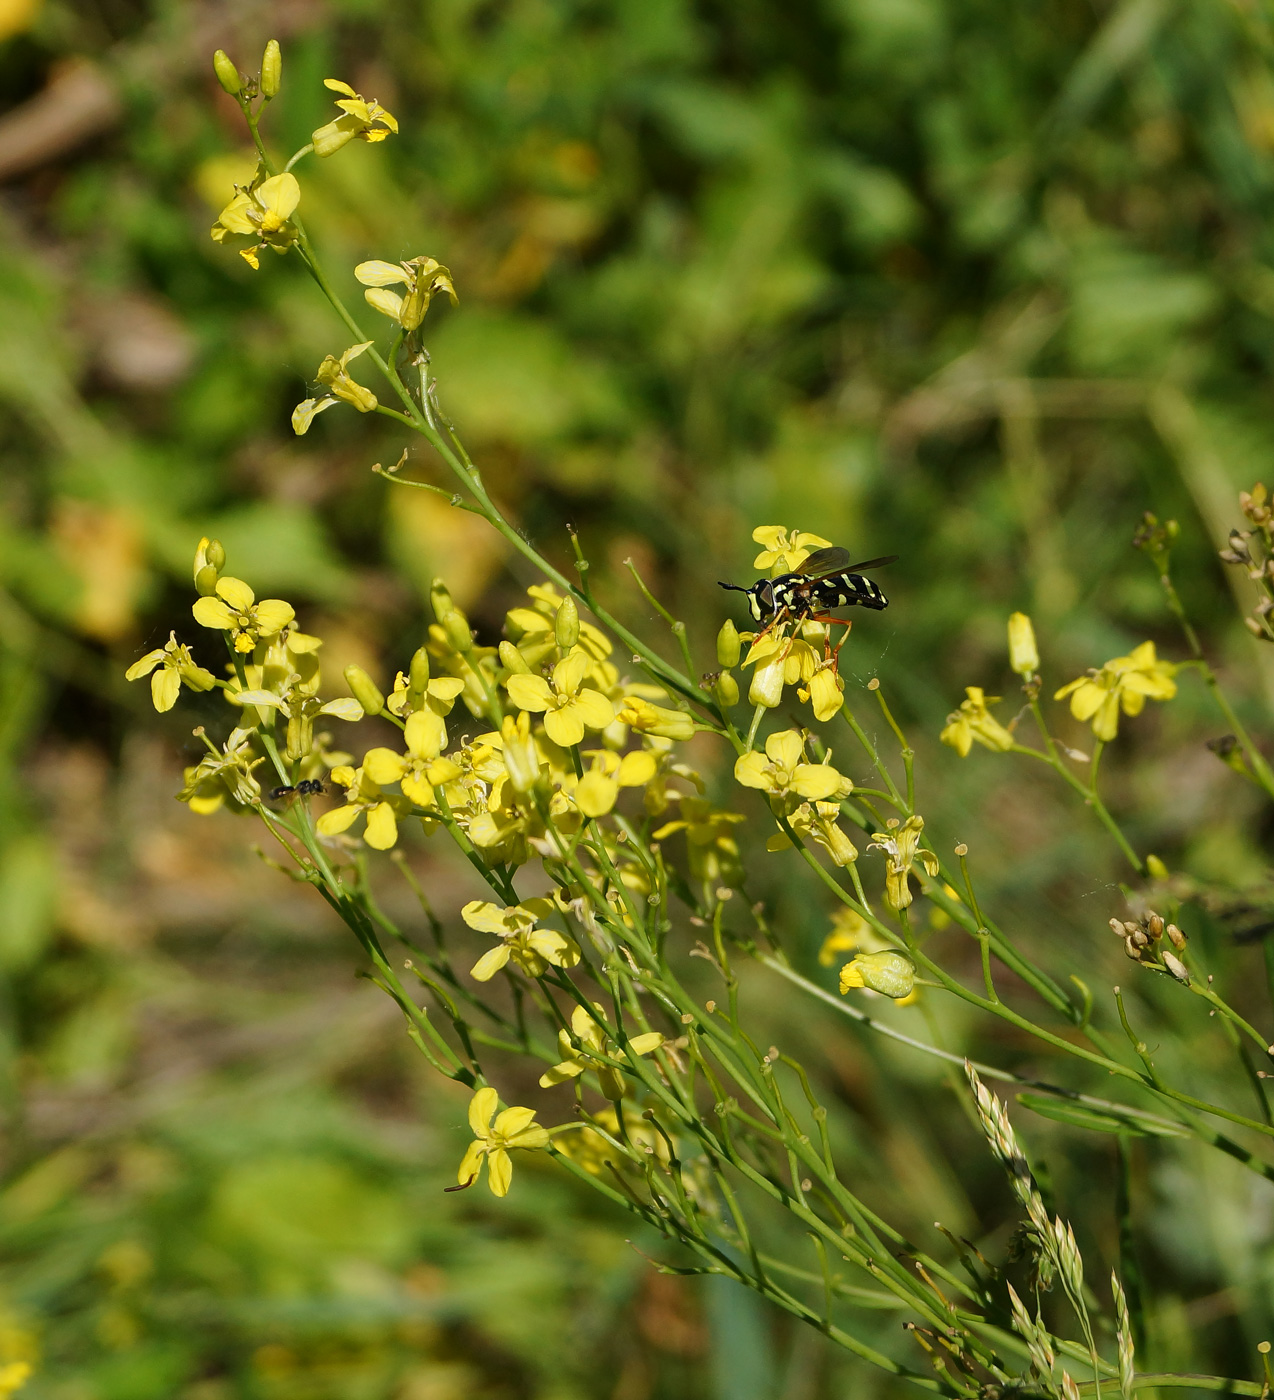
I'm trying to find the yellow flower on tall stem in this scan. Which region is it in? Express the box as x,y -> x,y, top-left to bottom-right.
461,899 -> 581,980
456,1087 -> 550,1197
734,729 -> 851,805
291,342 -> 379,434
210,172 -> 301,269
355,256 -> 458,331
506,650 -> 615,747
751,525 -> 832,576
539,1003 -> 663,1100
126,632 -> 217,712
868,815 -> 939,911
1054,641 -> 1178,742
940,687 -> 1015,757
191,577 -> 294,653
312,78 -> 398,157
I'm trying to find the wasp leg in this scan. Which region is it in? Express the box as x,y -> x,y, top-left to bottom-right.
803,614 -> 855,673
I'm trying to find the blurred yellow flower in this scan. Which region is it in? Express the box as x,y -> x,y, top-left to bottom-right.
210,172 -> 300,269
539,1002 -> 663,1100
126,632 -> 217,712
940,687 -> 1015,758
751,525 -> 831,576
292,342 -> 379,434
461,898 -> 581,980
818,907 -> 871,965
312,78 -> 398,157
506,650 -> 614,747
0,1362 -> 31,1398
456,1087 -> 549,1197
573,748 -> 658,818
1054,641 -> 1178,742
1007,612 -> 1039,677
355,256 -> 458,331
191,577 -> 294,653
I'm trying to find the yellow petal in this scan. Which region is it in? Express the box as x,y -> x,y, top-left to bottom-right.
791,763 -> 843,801
354,259 -> 410,286
575,770 -> 618,817
552,649 -> 590,696
506,673 -> 553,713
461,901 -> 512,934
362,747 -> 407,785
733,752 -> 771,790
316,804 -> 361,835
364,801 -> 399,849
257,172 -> 300,219
616,750 -> 657,786
457,1140 -> 485,1186
253,599 -> 295,635
494,1105 -> 538,1137
629,1032 -> 663,1056
505,1124 -> 550,1150
487,1148 -> 513,1197
765,729 -> 804,770
1092,692 -> 1121,741
192,596 -> 236,630
363,286 -> 404,321
323,78 -> 359,96
749,657 -> 785,708
405,708 -> 446,759
572,688 -> 616,731
940,716 -> 973,757
470,946 -> 511,981
215,576 -> 255,610
544,707 -> 586,748
291,396 -> 336,435
468,1086 -> 498,1135
151,667 -> 181,713
126,648 -> 165,680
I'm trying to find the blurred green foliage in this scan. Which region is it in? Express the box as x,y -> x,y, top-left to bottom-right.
6,0 -> 1274,1395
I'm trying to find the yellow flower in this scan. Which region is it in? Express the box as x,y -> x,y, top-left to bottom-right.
355,256 -> 458,331
767,799 -> 859,866
177,726 -> 264,813
233,679 -> 364,763
734,729 -> 851,803
456,1087 -> 550,1197
312,78 -> 399,157
506,650 -> 615,747
291,341 -> 379,434
818,907 -> 871,965
0,1363 -> 31,1397
360,710 -> 464,807
1054,641 -> 1178,742
867,815 -> 939,911
839,950 -> 916,1000
555,1106 -> 670,1176
652,798 -> 745,886
742,627 -> 823,711
940,687 -> 1015,758
125,631 -> 217,712
461,898 -> 581,981
1008,612 -> 1039,677
539,1003 -> 663,1100
191,576 -> 294,654
210,171 -> 301,269
505,585 -> 613,671
751,525 -> 832,576
573,748 -> 659,818
800,660 -> 844,721
316,764 -> 406,849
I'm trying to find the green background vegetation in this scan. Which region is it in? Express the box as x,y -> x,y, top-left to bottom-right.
4,0 -> 1274,1395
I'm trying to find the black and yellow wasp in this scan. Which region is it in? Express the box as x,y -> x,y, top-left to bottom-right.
719,546 -> 898,666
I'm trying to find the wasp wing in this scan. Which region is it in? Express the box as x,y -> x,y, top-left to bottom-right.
843,554 -> 898,572
797,546 -> 852,578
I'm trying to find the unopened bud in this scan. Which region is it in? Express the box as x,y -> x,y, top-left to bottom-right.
555,595 -> 580,650
717,619 -> 741,669
260,39 -> 281,98
1131,929 -> 1149,949
749,656 -> 785,709
1109,918 -> 1125,937
286,712 -> 313,762
1007,612 -> 1039,677
213,49 -> 243,95
1146,912 -> 1164,938
194,564 -> 219,597
408,646 -> 430,691
1123,938 -> 1142,961
1162,951 -> 1190,985
1123,922 -> 1140,937
430,578 -> 454,623
499,640 -> 530,674
714,671 -> 739,708
444,609 -> 473,653
344,664 -> 385,716
839,951 -> 915,1000
1166,923 -> 1186,951
1146,853 -> 1169,880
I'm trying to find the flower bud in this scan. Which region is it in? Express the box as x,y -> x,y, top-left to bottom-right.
1146,912 -> 1164,938
555,596 -> 580,650
749,656 -> 785,709
213,50 -> 243,95
717,619 -> 740,669
194,565 -> 220,597
286,712 -> 314,763
1109,918 -> 1125,937
1007,612 -> 1039,677
1166,923 -> 1186,951
1162,950 -> 1190,985
444,609 -> 473,653
1146,853 -> 1169,880
430,578 -> 454,623
344,664 -> 385,716
839,951 -> 915,1000
714,671 -> 739,708
501,713 -> 541,793
408,646 -> 430,691
499,640 -> 530,674
260,40 -> 281,98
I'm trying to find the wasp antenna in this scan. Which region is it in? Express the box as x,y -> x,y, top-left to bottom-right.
718,581 -> 747,593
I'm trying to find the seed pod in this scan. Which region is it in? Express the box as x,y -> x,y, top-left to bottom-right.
344,664 -> 385,716
213,50 -> 243,95
1162,951 -> 1190,985
408,646 -> 430,691
1166,923 -> 1186,951
555,596 -> 580,650
499,640 -> 530,674
260,40 -> 282,98
717,618 -> 741,669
